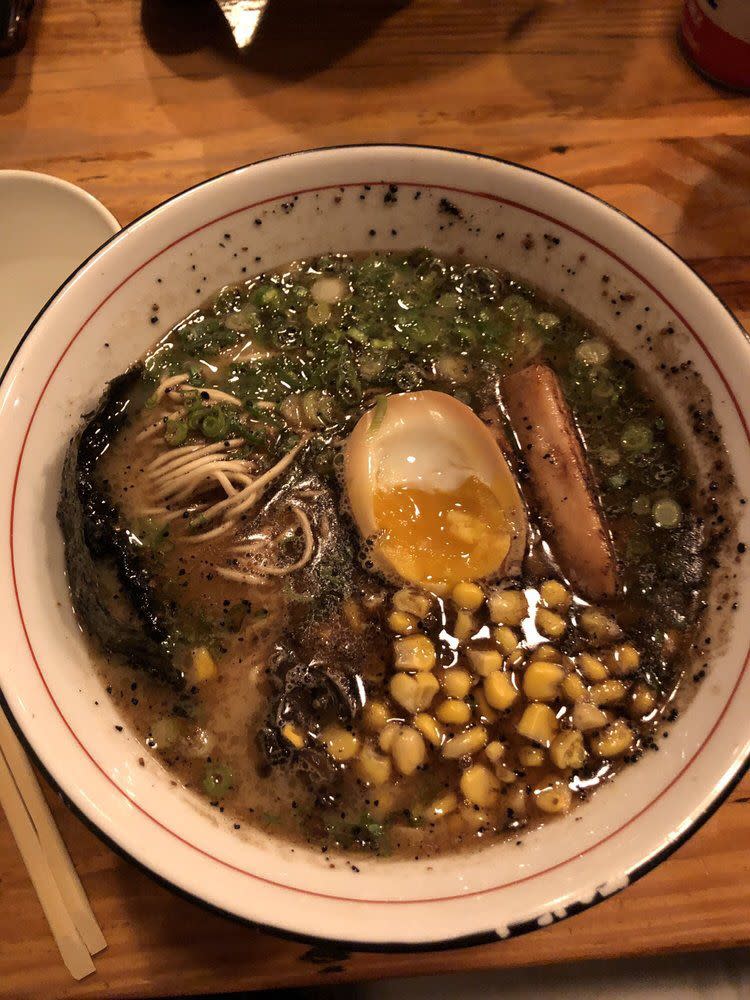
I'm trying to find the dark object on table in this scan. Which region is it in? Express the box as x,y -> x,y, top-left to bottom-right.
0,0 -> 34,54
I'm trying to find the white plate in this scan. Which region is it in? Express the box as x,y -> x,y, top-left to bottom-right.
0,171 -> 119,368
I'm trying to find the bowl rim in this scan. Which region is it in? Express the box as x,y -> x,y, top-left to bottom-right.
2,143 -> 749,952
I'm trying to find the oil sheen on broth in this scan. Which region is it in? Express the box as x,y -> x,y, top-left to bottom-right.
60,249 -> 716,859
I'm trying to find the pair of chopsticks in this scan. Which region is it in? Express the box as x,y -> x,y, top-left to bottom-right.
0,709 -> 106,979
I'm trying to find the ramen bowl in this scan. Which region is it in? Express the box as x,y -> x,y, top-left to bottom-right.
1,145 -> 749,948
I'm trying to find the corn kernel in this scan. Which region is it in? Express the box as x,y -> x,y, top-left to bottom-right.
281,722 -> 305,750
461,764 -> 499,807
506,647 -> 526,669
488,588 -> 528,626
534,776 -> 573,814
590,679 -> 628,706
378,721 -> 402,752
320,724 -> 360,762
425,791 -> 458,819
343,597 -> 366,631
191,646 -> 217,683
453,609 -> 476,641
474,689 -> 498,723
356,744 -> 392,785
467,647 -> 504,677
452,581 -> 484,611
442,725 -> 488,759
361,590 -> 386,612
523,660 -> 565,701
577,652 -> 609,682
518,744 -> 546,767
484,740 -> 506,764
150,716 -> 183,750
580,607 -> 622,643
391,726 -> 427,775
363,699 -> 389,732
562,673 -> 588,702
534,644 -> 561,662
392,588 -> 432,619
393,634 -> 436,672
442,668 -> 473,699
590,719 -> 633,757
496,764 -> 518,784
483,671 -> 518,711
460,804 -> 493,830
505,782 -> 528,820
387,610 -> 417,634
414,713 -> 443,747
536,607 -> 567,639
629,682 -> 657,718
539,579 -> 571,612
389,671 -> 440,714
572,700 -> 608,731
388,674 -> 418,713
550,729 -> 586,769
517,703 -> 558,746
606,643 -> 641,677
493,626 -> 519,655
436,698 -> 471,726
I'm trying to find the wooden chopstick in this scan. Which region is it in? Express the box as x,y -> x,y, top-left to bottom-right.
0,711 -> 107,956
0,744 -> 95,980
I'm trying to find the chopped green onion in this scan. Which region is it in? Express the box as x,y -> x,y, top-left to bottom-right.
280,395 -> 302,427
575,339 -> 611,366
202,763 -> 234,799
632,494 -> 651,516
621,421 -> 654,453
201,409 -> 230,440
150,716 -> 183,751
591,377 -> 617,401
438,292 -> 460,311
652,498 -> 682,528
536,312 -> 560,331
608,471 -> 629,490
500,294 -> 533,320
187,404 -> 206,430
369,395 -> 388,435
599,447 -> 620,467
164,420 -> 188,447
307,302 -> 331,325
224,603 -> 248,633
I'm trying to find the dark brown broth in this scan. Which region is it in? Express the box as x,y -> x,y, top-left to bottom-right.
84,249 -> 725,859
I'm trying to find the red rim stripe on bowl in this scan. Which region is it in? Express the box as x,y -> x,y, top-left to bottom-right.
9,180 -> 750,904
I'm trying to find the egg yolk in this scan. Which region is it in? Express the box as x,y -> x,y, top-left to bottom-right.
372,475 -> 513,592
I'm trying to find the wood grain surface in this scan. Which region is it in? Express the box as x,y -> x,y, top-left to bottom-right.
1,0 -> 749,996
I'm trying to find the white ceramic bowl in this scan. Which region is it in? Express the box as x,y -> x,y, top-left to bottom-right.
1,146 -> 749,949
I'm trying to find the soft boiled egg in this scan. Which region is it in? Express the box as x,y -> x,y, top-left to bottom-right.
343,391 -> 527,593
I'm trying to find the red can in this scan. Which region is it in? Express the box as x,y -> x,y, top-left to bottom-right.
681,0 -> 750,91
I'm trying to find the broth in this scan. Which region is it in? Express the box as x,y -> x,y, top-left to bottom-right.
60,249 -> 725,859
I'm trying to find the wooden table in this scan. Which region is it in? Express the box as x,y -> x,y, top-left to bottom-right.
2,1 -> 749,996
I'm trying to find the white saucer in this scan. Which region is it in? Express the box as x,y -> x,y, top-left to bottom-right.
0,171 -> 119,369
